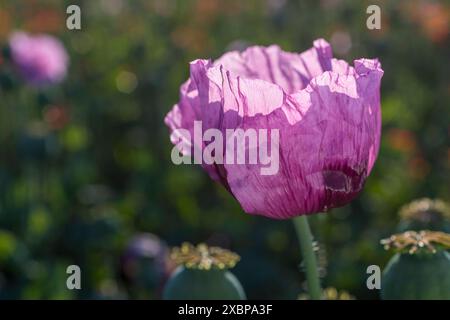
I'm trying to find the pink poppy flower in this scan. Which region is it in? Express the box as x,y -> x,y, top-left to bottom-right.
165,39 -> 383,219
9,32 -> 69,86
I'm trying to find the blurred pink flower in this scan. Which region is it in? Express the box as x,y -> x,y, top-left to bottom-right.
165,39 -> 383,219
9,31 -> 69,86
120,233 -> 173,296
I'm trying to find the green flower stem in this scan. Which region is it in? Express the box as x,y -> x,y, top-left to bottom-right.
293,215 -> 322,300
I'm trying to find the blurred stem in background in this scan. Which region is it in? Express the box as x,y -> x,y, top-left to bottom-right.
293,216 -> 322,300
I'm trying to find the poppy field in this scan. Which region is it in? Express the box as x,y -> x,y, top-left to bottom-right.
0,0 -> 449,300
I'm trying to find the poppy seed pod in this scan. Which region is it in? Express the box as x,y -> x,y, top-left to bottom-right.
163,243 -> 246,300
397,198 -> 450,232
165,39 -> 383,219
380,230 -> 450,300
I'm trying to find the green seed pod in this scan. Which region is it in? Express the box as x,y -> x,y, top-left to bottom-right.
397,198 -> 450,233
163,266 -> 245,300
163,243 -> 246,300
381,231 -> 450,300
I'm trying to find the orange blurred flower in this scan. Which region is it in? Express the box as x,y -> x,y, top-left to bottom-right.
404,1 -> 449,44
408,156 -> 430,180
171,26 -> 210,54
25,9 -> 64,34
195,0 -> 220,23
0,9 -> 11,40
386,128 -> 417,154
44,105 -> 70,130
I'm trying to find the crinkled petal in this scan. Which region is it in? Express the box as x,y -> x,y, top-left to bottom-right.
165,40 -> 383,219
194,58 -> 383,218
235,62 -> 381,218
213,39 -> 354,94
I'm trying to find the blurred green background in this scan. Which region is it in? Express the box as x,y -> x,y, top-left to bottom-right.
0,0 -> 449,299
